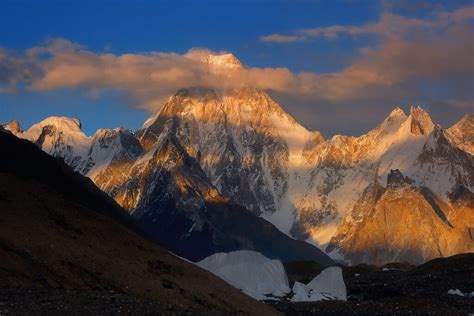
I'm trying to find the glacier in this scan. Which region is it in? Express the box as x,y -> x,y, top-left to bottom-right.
197,251 -> 291,300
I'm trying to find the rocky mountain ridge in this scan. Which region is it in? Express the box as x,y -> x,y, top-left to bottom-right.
4,53 -> 473,265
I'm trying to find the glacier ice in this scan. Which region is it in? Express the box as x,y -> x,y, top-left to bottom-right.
291,266 -> 347,302
197,250 -> 291,300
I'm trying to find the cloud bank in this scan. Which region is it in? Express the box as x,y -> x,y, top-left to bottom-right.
1,5 -> 473,135
261,5 -> 474,42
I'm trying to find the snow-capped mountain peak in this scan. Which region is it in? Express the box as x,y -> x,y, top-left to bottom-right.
359,106 -> 436,166
22,116 -> 85,142
367,106 -> 408,139
407,105 -> 434,135
6,116 -> 143,180
19,116 -> 90,168
386,106 -> 407,124
390,106 -> 406,117
2,119 -> 23,135
446,113 -> 474,155
203,53 -> 243,69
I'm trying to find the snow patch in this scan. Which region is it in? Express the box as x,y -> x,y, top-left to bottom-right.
447,289 -> 474,297
448,289 -> 465,296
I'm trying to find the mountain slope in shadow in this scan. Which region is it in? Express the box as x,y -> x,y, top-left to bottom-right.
0,131 -> 278,314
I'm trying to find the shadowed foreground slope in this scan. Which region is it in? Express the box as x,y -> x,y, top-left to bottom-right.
0,131 -> 277,315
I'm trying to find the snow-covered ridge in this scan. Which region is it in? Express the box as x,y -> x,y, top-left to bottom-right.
22,116 -> 84,142
6,116 -> 140,178
15,117 -> 92,172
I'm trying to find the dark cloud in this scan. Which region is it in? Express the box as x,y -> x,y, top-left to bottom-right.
0,49 -> 41,93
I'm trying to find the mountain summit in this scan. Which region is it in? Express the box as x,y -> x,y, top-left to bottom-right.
447,114 -> 474,155
203,53 -> 244,69
2,119 -> 23,134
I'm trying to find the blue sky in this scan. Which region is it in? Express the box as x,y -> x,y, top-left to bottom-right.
0,0 -> 380,71
1,0 -> 473,136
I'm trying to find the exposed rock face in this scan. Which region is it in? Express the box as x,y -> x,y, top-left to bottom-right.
136,86 -> 317,235
2,119 -> 23,134
291,106 -> 473,263
119,98 -> 474,265
5,54 -> 473,265
446,114 -> 474,155
82,128 -> 143,177
409,106 -> 435,135
387,169 -> 414,187
93,132 -> 333,264
327,171 -> 474,265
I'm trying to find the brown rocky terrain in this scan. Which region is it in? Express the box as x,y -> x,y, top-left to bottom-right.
272,254 -> 474,315
327,169 -> 474,265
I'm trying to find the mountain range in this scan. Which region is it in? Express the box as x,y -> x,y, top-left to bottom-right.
3,53 -> 473,265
